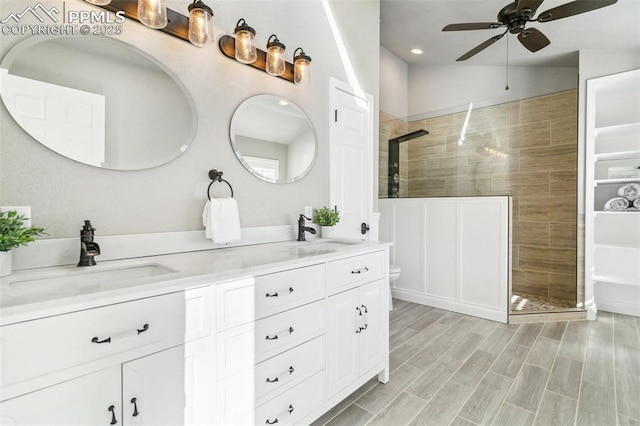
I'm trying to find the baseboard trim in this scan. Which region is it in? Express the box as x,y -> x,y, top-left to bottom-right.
391,289 -> 508,323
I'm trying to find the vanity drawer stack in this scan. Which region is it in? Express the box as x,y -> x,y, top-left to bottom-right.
214,263 -> 327,425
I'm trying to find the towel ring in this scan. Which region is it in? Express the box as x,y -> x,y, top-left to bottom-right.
207,169 -> 234,200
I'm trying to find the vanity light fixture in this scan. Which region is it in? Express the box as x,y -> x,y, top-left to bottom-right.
82,0 -> 215,48
188,0 -> 214,47
234,19 -> 257,64
137,0 -> 168,29
266,35 -> 286,76
293,48 -> 312,85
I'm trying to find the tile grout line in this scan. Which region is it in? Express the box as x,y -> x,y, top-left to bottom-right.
571,319 -> 592,426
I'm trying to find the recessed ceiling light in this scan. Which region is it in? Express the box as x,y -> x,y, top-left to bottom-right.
410,48 -> 423,55
278,99 -> 289,106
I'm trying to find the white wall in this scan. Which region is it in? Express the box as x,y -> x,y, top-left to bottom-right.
379,46 -> 407,118
407,64 -> 578,117
0,0 -> 380,238
577,49 -> 640,215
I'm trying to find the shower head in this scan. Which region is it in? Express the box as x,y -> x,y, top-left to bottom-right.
389,129 -> 429,144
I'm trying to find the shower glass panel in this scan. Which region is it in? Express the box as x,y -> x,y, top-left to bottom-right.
379,90 -> 581,314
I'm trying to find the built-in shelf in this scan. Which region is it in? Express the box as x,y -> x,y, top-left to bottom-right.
594,210 -> 640,216
586,68 -> 640,317
594,178 -> 640,186
592,275 -> 639,286
595,121 -> 640,137
595,150 -> 640,161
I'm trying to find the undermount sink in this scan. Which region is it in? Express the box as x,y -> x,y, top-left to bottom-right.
9,263 -> 177,292
294,239 -> 362,255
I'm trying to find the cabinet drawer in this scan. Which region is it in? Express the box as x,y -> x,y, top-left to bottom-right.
326,251 -> 385,294
216,264 -> 325,331
255,335 -> 324,404
1,292 -> 191,390
216,336 -> 325,422
255,371 -> 325,426
216,301 -> 325,378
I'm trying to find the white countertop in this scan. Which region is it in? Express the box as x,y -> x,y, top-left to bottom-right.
0,239 -> 390,326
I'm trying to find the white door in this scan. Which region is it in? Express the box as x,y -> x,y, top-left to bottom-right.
0,69 -> 106,166
0,366 -> 120,425
325,287 -> 360,397
329,78 -> 374,240
358,280 -> 384,374
184,338 -> 213,426
122,345 -> 186,426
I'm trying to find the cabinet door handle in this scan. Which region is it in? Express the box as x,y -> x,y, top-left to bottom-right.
92,323 -> 150,344
351,267 -> 369,274
361,305 -> 369,330
130,397 -> 139,417
108,405 -> 117,425
265,326 -> 294,340
355,307 -> 363,333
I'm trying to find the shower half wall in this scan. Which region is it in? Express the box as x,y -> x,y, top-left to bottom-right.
379,90 -> 580,313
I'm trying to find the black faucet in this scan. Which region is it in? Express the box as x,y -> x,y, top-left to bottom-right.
297,214 -> 317,242
78,220 -> 101,266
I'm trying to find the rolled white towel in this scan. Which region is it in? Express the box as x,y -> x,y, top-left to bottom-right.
604,197 -> 629,211
617,183 -> 640,201
634,198 -> 640,210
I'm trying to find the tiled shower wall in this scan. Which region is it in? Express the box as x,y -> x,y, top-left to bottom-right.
379,90 -> 578,303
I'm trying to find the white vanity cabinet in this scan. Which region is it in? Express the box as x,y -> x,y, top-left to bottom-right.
325,252 -> 388,399
0,286 -> 213,425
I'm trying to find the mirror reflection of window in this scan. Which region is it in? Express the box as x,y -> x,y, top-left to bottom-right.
243,156 -> 280,181
230,94 -> 317,184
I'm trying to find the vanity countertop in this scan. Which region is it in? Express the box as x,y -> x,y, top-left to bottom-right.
0,239 -> 391,326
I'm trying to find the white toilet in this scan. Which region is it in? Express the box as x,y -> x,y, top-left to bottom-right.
388,264 -> 401,311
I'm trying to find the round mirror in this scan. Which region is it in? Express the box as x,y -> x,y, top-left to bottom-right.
0,36 -> 197,170
230,94 -> 317,183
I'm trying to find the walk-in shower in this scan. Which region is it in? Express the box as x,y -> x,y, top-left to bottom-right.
388,129 -> 428,197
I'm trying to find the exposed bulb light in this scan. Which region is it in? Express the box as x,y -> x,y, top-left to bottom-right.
187,0 -> 214,47
84,0 -> 112,5
137,0 -> 168,29
266,34 -> 286,76
234,18 -> 257,64
410,48 -> 423,55
293,47 -> 312,85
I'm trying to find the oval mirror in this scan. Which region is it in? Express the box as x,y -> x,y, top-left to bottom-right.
230,95 -> 317,183
0,36 -> 197,170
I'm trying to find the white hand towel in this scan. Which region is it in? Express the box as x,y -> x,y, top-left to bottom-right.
202,198 -> 241,243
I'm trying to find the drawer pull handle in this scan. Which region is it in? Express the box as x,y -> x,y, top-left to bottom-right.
265,287 -> 294,298
351,267 -> 369,274
108,405 -> 117,425
265,326 -> 294,340
130,398 -> 140,417
91,323 -> 150,344
265,405 -> 294,424
265,366 -> 295,384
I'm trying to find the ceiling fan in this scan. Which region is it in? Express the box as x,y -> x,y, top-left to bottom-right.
442,0 -> 618,61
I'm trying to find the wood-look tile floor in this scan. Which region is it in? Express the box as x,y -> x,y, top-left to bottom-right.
312,300 -> 640,426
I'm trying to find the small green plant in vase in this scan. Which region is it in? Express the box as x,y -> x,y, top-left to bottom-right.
314,206 -> 340,238
0,210 -> 45,277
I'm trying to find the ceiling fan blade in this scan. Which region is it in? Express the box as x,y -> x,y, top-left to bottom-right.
517,27 -> 551,52
456,33 -> 505,61
515,0 -> 544,15
537,0 -> 617,22
442,22 -> 503,31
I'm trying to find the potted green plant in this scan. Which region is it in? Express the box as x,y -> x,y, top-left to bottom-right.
314,206 -> 340,238
0,210 -> 45,277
